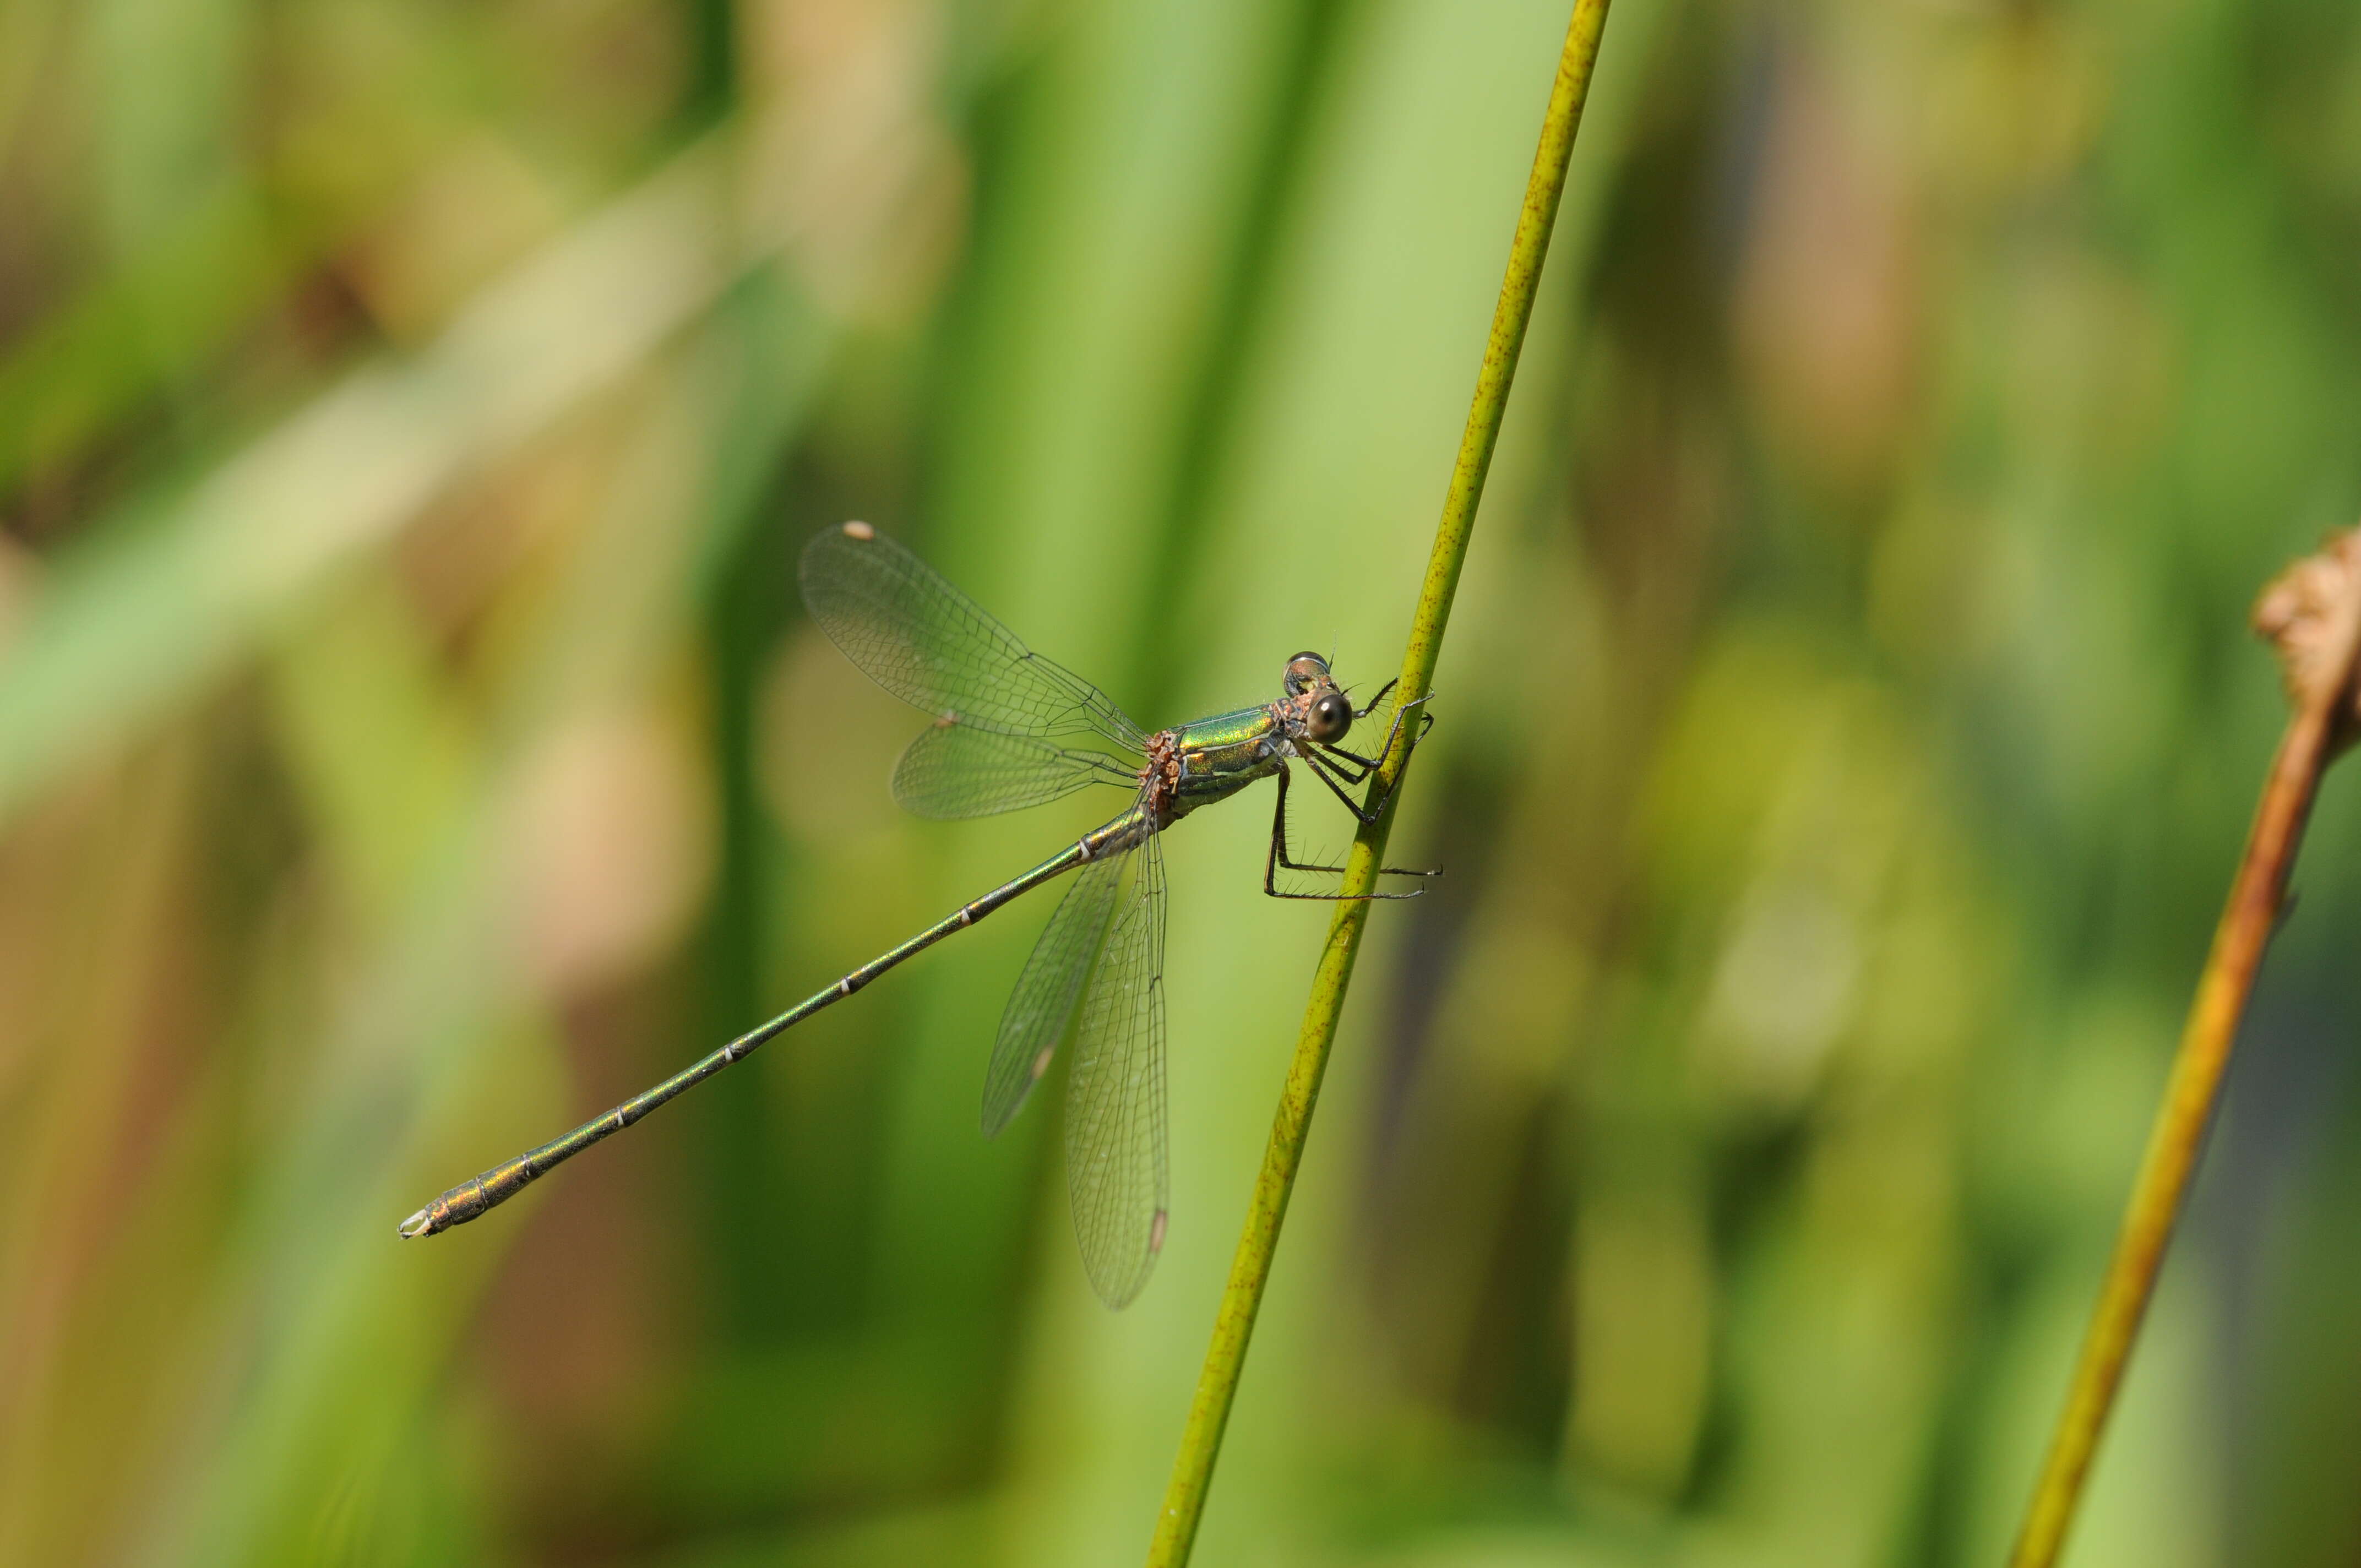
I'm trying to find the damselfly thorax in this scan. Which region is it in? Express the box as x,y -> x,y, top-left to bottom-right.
1145,659 -> 1372,821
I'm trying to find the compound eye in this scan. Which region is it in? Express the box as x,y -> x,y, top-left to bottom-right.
1308,691 -> 1352,742
1282,652 -> 1330,696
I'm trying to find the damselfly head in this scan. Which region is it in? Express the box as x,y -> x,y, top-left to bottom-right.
1281,651 -> 1331,696
1283,652 -> 1352,739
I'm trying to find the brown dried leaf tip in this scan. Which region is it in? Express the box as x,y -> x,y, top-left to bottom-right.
2253,526 -> 2361,756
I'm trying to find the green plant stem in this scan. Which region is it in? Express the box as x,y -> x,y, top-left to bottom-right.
1144,4 -> 1615,1562
2008,539 -> 2361,1568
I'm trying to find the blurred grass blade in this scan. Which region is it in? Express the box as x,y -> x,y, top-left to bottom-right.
0,139 -> 746,825
135,285 -> 836,1568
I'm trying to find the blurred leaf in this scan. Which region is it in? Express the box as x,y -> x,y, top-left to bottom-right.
0,139 -> 750,824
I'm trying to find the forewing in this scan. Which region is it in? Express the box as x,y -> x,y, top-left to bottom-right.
800,525 -> 1144,747
1063,831 -> 1169,1309
893,721 -> 1137,821
983,847 -> 1127,1137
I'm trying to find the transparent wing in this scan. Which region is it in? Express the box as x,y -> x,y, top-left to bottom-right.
894,721 -> 1139,821
800,525 -> 1145,747
1063,830 -> 1169,1309
982,845 -> 1128,1137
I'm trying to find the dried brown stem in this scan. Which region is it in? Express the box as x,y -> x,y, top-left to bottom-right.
2008,526 -> 2361,1568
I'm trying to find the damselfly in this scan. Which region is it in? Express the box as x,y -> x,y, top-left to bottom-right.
400,521 -> 1434,1306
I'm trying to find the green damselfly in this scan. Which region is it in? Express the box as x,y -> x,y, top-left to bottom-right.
400,521 -> 1433,1306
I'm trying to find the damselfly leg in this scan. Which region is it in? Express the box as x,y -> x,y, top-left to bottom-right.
1309,690 -> 1436,782
1263,694 -> 1441,901
1264,764 -> 1439,900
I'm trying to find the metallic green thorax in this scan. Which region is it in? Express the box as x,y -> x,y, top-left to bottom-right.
1163,706 -> 1290,819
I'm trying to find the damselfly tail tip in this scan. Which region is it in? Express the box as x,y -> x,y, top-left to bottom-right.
397,1206 -> 434,1239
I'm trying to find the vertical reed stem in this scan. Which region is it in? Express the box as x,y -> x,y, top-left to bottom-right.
1144,3 -> 1617,1561
2009,532 -> 2361,1568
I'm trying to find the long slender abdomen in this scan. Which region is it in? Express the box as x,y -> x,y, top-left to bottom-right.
398,805 -> 1149,1239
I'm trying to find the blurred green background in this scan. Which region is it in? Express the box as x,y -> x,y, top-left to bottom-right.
4,0 -> 2360,1564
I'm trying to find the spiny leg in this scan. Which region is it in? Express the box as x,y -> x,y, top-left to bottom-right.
1264,764 -> 1434,900
1293,751 -> 1441,880
1271,768 -> 1396,874
1314,747 -> 1377,780
1316,699 -> 1435,779
1301,745 -> 1447,840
